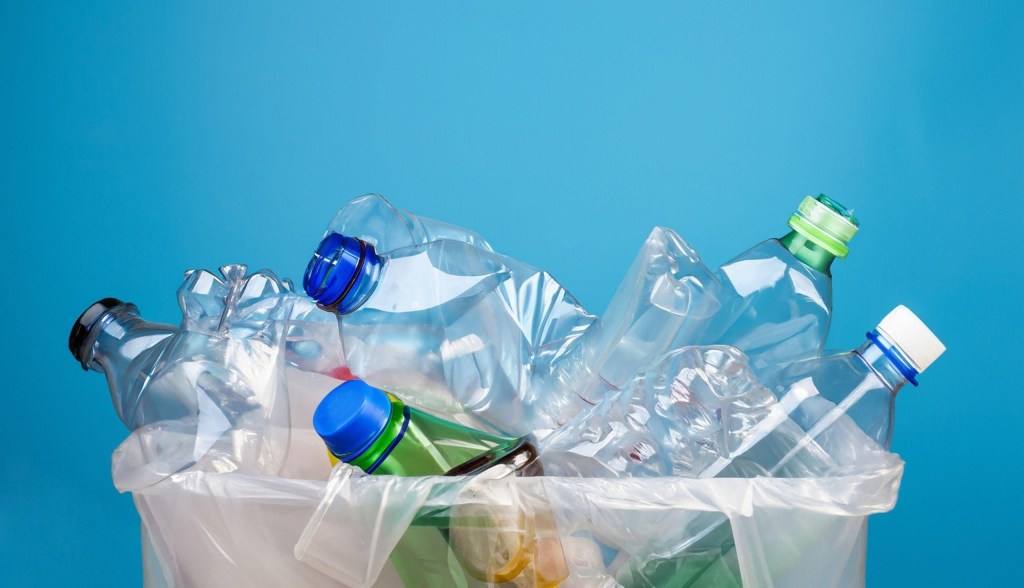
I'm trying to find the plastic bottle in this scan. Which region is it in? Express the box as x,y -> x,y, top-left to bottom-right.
545,304 -> 944,476
303,231 -> 595,436
70,298 -> 177,428
69,265 -> 302,476
546,194 -> 859,412
290,193 -> 497,380
625,306 -> 944,587
313,379 -> 548,586
543,306 -> 944,585
700,194 -> 860,377
743,304 -> 945,468
312,379 -> 529,475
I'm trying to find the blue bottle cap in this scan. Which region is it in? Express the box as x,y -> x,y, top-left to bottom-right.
313,380 -> 394,461
303,232 -> 382,314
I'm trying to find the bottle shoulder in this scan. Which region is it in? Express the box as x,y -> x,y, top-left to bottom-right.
716,239 -> 831,304
770,352 -> 879,400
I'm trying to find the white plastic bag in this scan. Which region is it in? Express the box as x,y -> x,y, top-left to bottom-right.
117,368 -> 903,588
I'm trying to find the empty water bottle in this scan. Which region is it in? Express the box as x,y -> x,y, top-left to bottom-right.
700,194 -> 859,376
303,229 -> 595,436
545,304 -> 943,478
545,194 -> 859,411
69,265 -> 303,476
290,193 -> 500,380
543,306 -> 944,586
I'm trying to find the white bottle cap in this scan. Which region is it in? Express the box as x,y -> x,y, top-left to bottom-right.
875,305 -> 946,374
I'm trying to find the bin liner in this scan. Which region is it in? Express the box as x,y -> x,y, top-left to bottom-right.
115,367 -> 903,588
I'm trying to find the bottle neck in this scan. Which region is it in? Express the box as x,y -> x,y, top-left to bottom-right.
779,230 -> 836,275
89,308 -> 175,376
304,233 -> 383,315
854,331 -> 918,393
347,397 -> 411,473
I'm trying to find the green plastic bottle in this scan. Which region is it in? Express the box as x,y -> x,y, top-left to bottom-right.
313,379 -> 526,475
313,380 -> 541,586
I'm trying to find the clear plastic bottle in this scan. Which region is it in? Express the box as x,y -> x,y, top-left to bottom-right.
69,265 -> 300,475
700,194 -> 860,378
303,231 -> 595,436
288,193 -> 498,380
545,194 -> 859,411
545,304 -> 945,477
543,306 -> 945,585
70,298 -> 178,427
543,226 -> 723,411
628,306 -> 944,587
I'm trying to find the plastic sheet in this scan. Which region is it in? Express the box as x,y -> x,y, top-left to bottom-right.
127,453 -> 901,587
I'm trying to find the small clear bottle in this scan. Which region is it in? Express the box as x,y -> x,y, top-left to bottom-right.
70,298 -> 181,428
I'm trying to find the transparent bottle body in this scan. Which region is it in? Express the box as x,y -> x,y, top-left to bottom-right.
543,230 -> 831,423
702,238 -> 832,379
542,227 -> 723,424
324,193 -> 493,254
82,266 -> 301,478
337,238 -> 596,436
89,311 -> 177,428
288,194 -> 496,380
630,346 -> 899,586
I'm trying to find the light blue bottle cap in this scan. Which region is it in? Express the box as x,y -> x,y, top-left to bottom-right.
312,380 -> 393,461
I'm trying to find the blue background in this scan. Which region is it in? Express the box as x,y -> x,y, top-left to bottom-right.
2,2 -> 1021,585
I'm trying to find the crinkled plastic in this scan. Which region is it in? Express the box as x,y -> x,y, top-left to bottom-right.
544,227 -> 723,413
128,446 -> 901,587
105,240 -> 900,587
324,193 -> 495,254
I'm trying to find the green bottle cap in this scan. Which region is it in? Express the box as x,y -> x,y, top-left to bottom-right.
786,194 -> 860,258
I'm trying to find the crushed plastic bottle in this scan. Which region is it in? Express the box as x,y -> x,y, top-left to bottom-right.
699,194 -> 860,376
303,230 -> 596,436
544,226 -> 723,412
289,193 -> 500,380
542,304 -> 943,478
323,193 -> 495,254
69,265 -> 313,477
545,194 -> 859,412
541,306 -> 944,586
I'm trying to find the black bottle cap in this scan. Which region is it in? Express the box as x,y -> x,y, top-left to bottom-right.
69,298 -> 131,368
